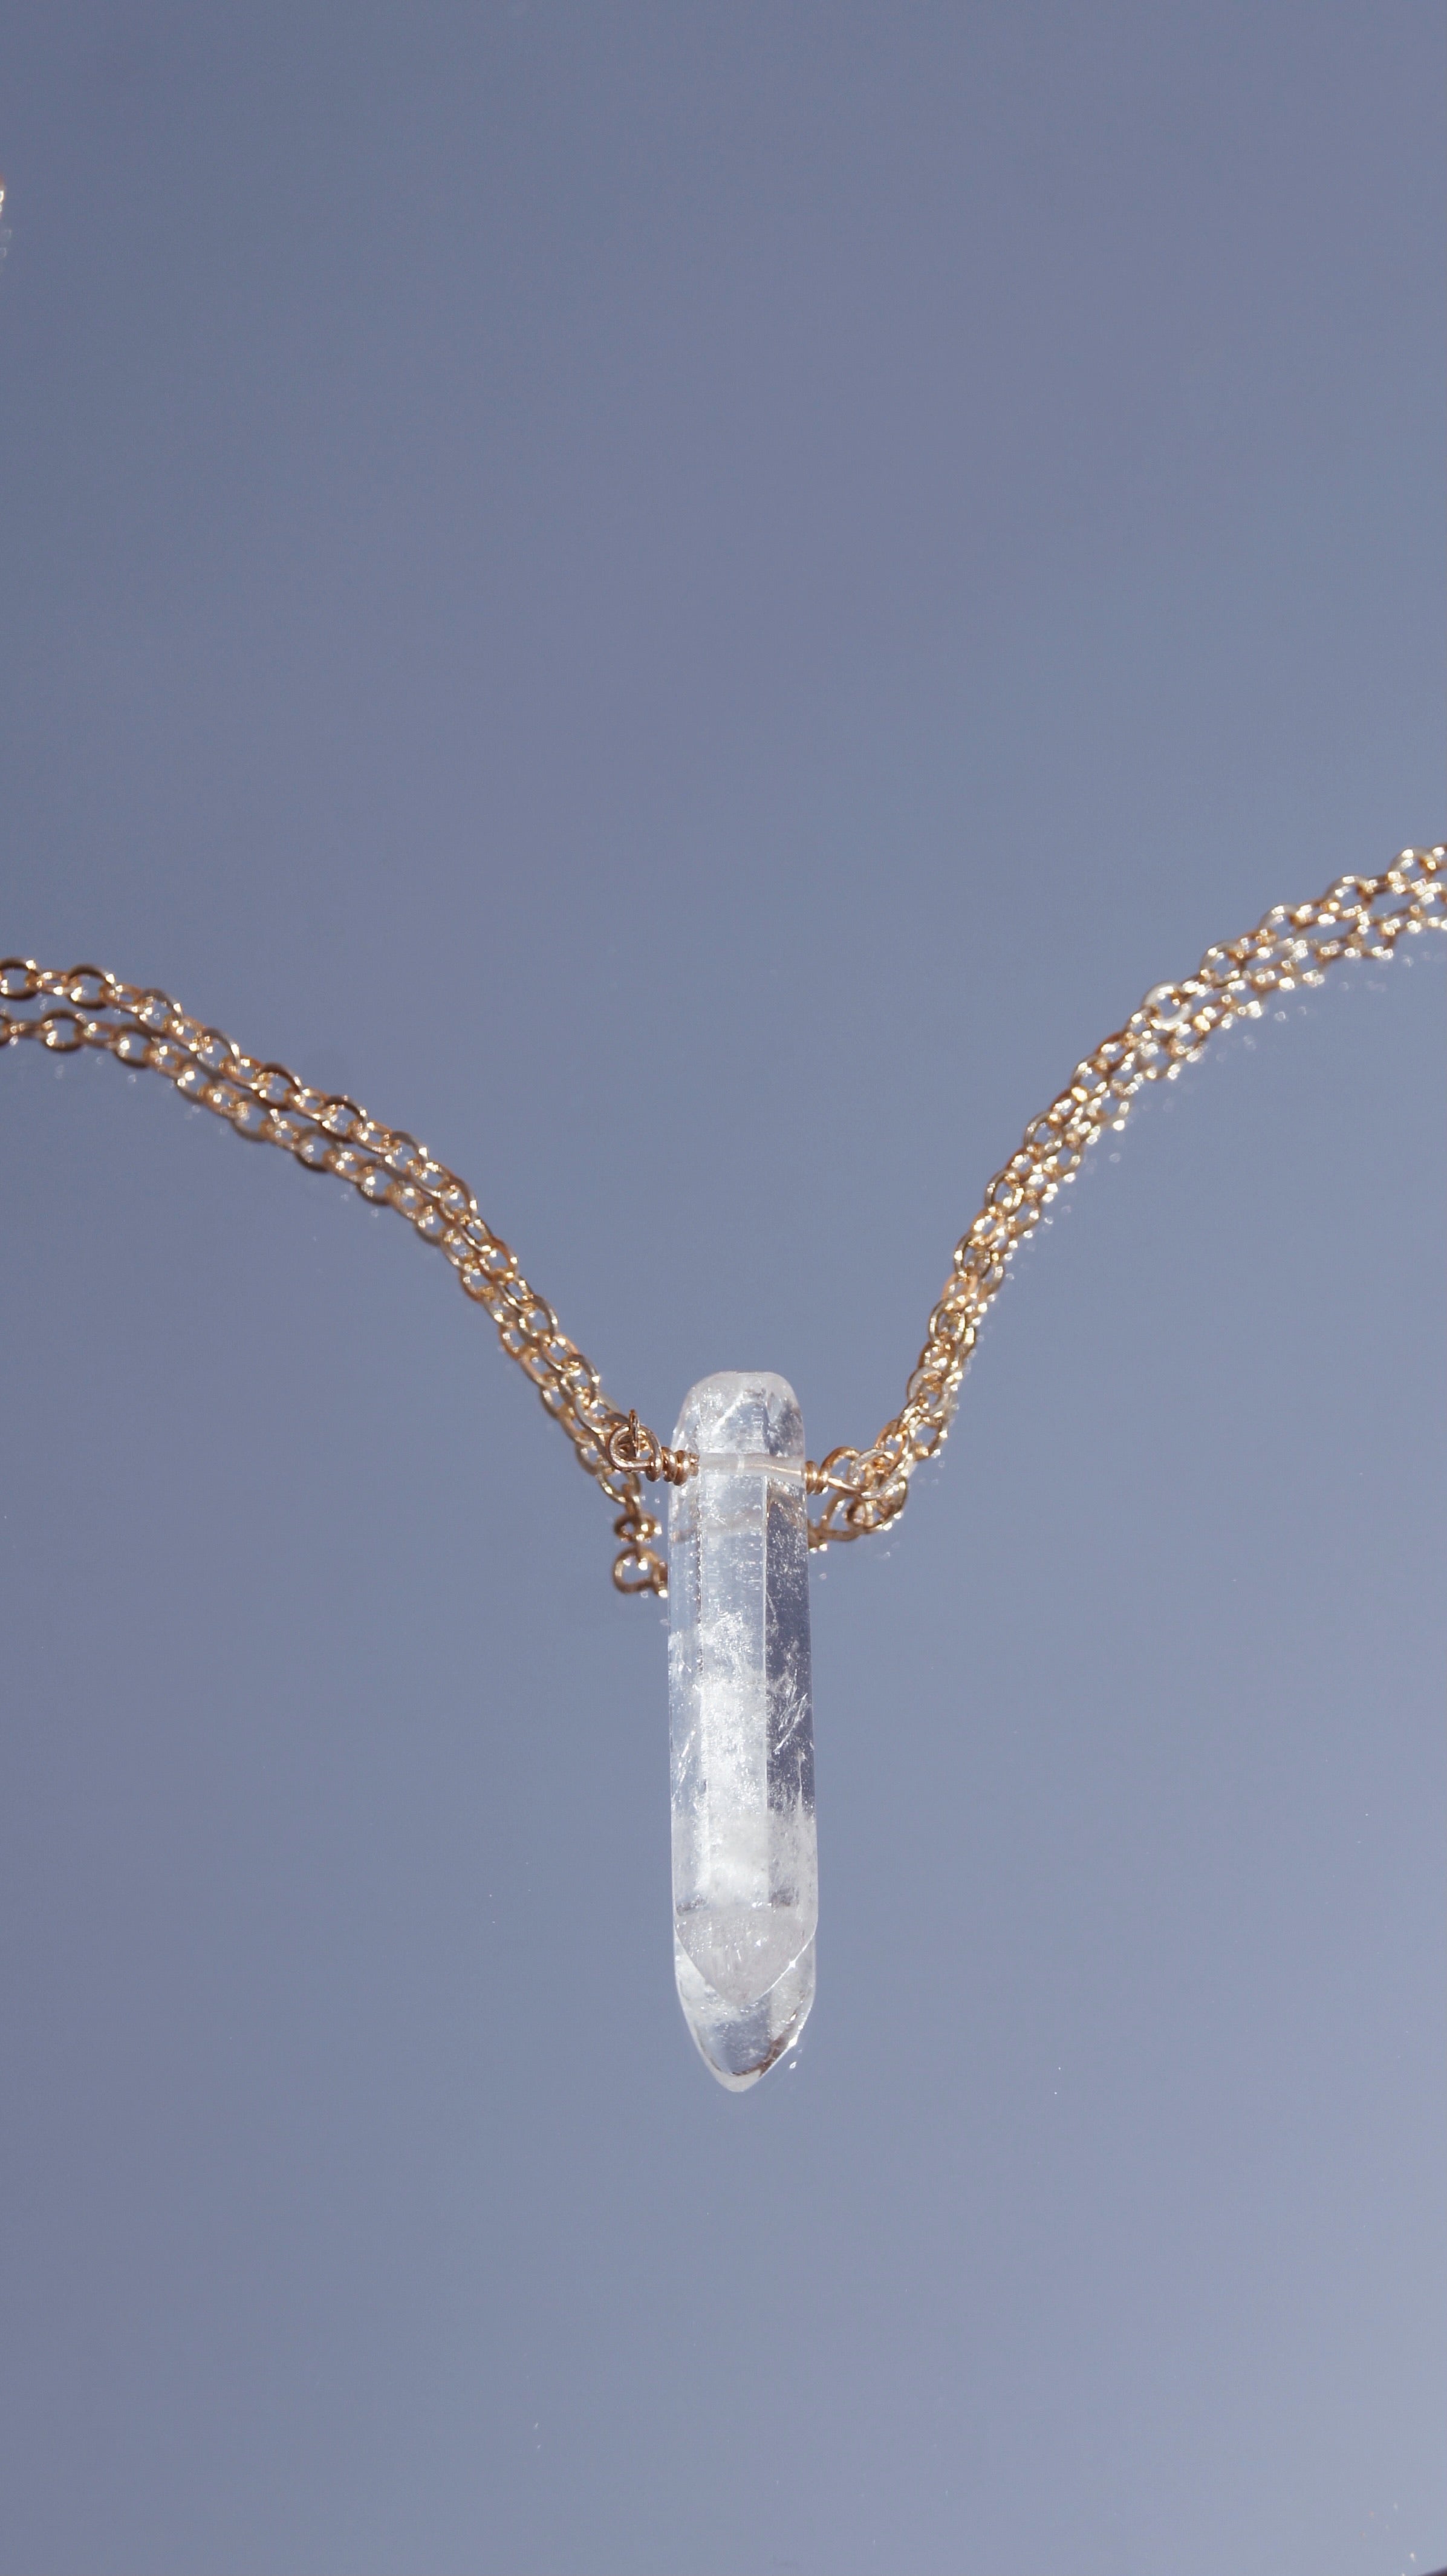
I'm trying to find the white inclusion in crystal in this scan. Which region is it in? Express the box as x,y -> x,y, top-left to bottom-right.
668,1372 -> 816,2091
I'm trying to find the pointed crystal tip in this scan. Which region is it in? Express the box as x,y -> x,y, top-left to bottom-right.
668,1369 -> 818,2093
675,1934 -> 816,2092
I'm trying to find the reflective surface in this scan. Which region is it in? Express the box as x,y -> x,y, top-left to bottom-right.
669,1372 -> 816,2087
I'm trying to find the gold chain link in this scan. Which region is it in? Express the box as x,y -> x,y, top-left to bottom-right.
0,963 -> 684,1594
805,843 -> 1446,1551
4,844 -> 1442,1591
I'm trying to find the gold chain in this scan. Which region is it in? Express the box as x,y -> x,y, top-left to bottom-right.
3,844 -> 1442,1593
806,843 -> 1446,1551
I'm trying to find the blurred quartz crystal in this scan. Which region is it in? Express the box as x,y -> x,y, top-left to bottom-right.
668,1372 -> 816,2089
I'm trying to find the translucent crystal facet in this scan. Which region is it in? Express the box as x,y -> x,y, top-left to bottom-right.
668,1371 -> 816,2090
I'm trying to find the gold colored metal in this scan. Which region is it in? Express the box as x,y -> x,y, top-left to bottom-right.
3,845 -> 1442,1592
0,955 -> 668,1589
802,844 -> 1447,1554
605,1410 -> 695,1487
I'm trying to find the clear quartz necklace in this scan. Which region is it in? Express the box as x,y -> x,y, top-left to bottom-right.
4,846 -> 1442,2089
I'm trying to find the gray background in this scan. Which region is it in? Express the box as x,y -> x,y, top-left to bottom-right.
1,7 -> 1442,2572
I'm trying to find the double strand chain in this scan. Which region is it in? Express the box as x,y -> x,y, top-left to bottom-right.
4,845 -> 1442,1592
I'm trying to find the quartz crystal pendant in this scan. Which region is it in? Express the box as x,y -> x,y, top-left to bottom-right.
668,1372 -> 817,2090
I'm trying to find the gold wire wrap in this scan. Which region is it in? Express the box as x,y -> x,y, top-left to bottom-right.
3,845 -> 1442,1592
